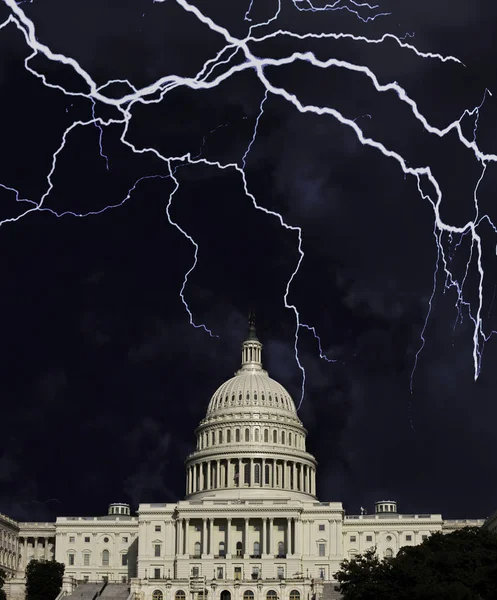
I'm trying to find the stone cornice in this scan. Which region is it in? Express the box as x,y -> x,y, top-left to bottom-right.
185,449 -> 317,466
54,521 -> 138,529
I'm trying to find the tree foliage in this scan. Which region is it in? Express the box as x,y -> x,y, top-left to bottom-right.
334,527 -> 497,600
0,568 -> 6,600
25,559 -> 64,600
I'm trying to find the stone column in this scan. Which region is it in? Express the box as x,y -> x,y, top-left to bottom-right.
184,519 -> 190,556
295,519 -> 301,556
262,519 -> 266,556
238,459 -> 242,486
292,463 -> 297,491
300,465 -> 304,492
269,518 -> 274,555
208,519 -> 213,555
272,460 -> 276,487
44,537 -> 49,560
207,461 -> 211,490
217,460 -> 221,488
22,538 -> 27,570
200,463 -> 205,490
244,519 -> 249,557
328,520 -> 333,558
226,519 -> 232,557
32,537 -> 37,561
287,519 -> 292,555
262,459 -> 266,486
203,519 -> 207,555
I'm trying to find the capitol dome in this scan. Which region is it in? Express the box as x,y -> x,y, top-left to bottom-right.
184,315 -> 317,500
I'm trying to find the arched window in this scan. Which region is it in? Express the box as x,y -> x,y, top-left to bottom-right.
243,591 -> 254,600
384,548 -> 393,558
289,591 -> 300,600
219,430 -> 223,444
219,542 -> 226,557
281,431 -> 285,445
254,429 -> 259,442
152,591 -> 163,600
244,462 -> 250,484
102,549 -> 110,566
265,464 -> 270,485
245,428 -> 250,442
264,429 -> 269,443
227,430 -> 231,443
278,541 -> 284,556
267,591 -> 277,600
236,541 -> 243,557
273,430 -> 277,443
288,433 -> 292,446
253,541 -> 260,556
175,591 -> 186,600
194,541 -> 201,557
254,463 -> 260,484
236,429 -> 240,442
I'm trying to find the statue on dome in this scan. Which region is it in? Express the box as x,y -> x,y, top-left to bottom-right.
247,309 -> 258,340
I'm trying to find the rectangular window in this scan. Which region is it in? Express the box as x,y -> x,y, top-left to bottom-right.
68,554 -> 75,566
217,567 -> 223,579
366,536 -> 373,542
122,554 -> 128,566
69,537 -> 75,543
406,535 -> 412,541
83,554 -> 90,566
122,537 -> 128,543
154,568 -> 160,579
84,537 -> 90,543
121,576 -> 126,583
155,525 -> 161,532
192,567 -> 199,577
277,566 -> 285,580
318,524 -> 325,531
234,567 -> 242,581
319,568 -> 325,579
422,535 -> 428,540
350,536 -> 356,542
83,576 -> 89,582
252,567 -> 259,580
154,544 -> 161,557
318,543 -> 325,557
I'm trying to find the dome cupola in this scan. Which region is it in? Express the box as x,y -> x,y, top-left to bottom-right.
185,313 -> 317,500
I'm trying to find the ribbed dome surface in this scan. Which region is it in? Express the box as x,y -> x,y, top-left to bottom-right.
207,370 -> 297,415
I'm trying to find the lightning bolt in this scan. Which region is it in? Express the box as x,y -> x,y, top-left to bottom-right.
1,0 -> 496,419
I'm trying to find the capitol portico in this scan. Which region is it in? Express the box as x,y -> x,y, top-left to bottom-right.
0,317 -> 490,599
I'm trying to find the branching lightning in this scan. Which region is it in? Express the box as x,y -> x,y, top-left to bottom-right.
1,0 -> 497,417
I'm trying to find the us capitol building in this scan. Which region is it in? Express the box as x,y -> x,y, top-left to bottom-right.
0,319 -> 492,600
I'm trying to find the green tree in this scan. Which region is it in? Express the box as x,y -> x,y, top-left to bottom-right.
25,559 -> 64,600
0,568 -> 6,600
334,527 -> 497,600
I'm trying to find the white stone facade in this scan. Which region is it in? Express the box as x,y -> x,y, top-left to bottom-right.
0,513 -> 20,578
0,322 -> 490,600
54,503 -> 138,584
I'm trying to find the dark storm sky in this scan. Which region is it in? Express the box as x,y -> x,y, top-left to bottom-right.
0,0 -> 496,524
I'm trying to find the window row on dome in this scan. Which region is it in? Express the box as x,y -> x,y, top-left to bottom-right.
197,427 -> 305,450
214,391 -> 292,411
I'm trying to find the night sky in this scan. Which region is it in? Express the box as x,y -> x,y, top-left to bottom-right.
0,0 -> 496,525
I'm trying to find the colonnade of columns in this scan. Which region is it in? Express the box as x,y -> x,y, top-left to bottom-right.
186,459 -> 316,496
18,536 -> 55,570
175,517 -> 302,559
0,529 -> 19,573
